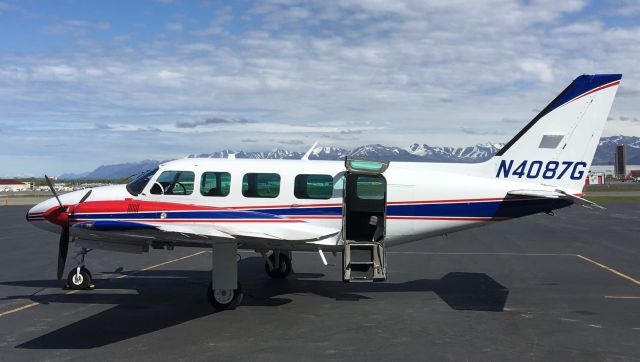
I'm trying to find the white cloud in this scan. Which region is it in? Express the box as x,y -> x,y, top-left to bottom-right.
517,59 -> 555,83
166,22 -> 183,32
0,1 -> 638,175
0,1 -> 11,14
44,19 -> 111,34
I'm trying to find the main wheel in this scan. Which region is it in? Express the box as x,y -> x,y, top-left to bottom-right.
265,252 -> 292,279
207,282 -> 243,310
67,268 -> 92,290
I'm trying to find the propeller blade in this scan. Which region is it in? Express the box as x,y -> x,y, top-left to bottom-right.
57,227 -> 70,280
44,175 -> 63,209
78,189 -> 92,204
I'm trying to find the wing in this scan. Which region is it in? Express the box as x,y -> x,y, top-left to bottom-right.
71,219 -> 340,246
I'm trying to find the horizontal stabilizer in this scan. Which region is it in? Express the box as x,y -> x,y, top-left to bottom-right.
507,189 -> 605,210
508,190 -> 564,199
556,190 -> 606,210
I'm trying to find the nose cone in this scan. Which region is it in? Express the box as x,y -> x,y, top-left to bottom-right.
27,198 -> 62,233
26,204 -> 46,222
25,185 -> 129,234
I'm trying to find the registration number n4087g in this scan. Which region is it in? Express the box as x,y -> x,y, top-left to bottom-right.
496,160 -> 587,180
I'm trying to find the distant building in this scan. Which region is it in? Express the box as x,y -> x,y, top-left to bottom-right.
587,173 -> 606,185
0,179 -> 28,192
614,144 -> 627,178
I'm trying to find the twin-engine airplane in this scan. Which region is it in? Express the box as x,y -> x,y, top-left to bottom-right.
27,74 -> 621,310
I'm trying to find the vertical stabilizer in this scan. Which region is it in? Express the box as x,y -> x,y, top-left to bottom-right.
488,74 -> 621,191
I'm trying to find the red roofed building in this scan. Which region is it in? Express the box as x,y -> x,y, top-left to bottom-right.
0,179 -> 28,192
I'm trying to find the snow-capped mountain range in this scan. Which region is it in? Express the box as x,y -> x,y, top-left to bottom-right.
60,136 -> 640,179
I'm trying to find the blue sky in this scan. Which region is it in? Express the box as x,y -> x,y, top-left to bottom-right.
1,0 -> 639,176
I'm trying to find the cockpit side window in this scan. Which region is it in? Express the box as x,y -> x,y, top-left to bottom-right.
126,167 -> 159,196
150,171 -> 195,195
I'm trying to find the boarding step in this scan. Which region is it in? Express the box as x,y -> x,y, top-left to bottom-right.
343,242 -> 386,282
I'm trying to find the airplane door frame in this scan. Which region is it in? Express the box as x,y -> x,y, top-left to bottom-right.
342,158 -> 389,243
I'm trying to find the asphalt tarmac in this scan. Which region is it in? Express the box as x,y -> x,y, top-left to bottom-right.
0,203 -> 638,361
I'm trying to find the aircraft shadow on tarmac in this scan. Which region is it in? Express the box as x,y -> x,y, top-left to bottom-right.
1,256 -> 508,349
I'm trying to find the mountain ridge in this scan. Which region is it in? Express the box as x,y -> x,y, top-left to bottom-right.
60,136 -> 640,179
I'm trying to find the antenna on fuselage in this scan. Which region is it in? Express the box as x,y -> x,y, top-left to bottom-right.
301,141 -> 319,161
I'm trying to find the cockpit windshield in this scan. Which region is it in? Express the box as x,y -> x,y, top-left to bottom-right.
126,167 -> 159,196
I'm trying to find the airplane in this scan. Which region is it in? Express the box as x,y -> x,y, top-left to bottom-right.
26,74 -> 621,310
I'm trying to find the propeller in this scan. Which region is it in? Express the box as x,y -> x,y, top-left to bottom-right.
44,175 -> 64,210
44,175 -> 92,280
57,225 -> 70,280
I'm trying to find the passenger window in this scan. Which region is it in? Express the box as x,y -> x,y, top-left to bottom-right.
356,175 -> 385,200
242,173 -> 280,198
200,172 -> 231,197
150,171 -> 195,195
294,174 -> 333,199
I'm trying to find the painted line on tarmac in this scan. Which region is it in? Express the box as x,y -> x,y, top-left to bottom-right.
0,250 -> 208,318
604,296 -> 640,299
115,250 -> 208,279
0,302 -> 40,317
387,251 -> 575,256
576,254 -> 640,286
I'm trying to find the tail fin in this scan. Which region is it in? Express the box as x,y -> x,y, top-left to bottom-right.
490,74 -> 621,191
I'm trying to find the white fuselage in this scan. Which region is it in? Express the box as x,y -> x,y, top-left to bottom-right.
28,158 -> 570,251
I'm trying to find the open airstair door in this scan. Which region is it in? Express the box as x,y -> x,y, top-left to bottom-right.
342,158 -> 389,282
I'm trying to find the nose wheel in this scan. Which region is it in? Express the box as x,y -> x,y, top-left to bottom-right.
65,248 -> 95,290
67,267 -> 94,290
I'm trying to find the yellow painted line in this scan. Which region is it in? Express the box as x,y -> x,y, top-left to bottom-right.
0,250 -> 208,318
115,250 -> 207,279
0,302 -> 40,317
576,254 -> 640,286
388,251 -> 574,256
604,296 -> 640,299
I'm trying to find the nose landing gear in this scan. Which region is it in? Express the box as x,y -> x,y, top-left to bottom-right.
66,248 -> 95,290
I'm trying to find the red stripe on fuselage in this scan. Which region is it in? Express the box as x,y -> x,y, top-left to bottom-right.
72,219 -> 305,223
387,216 -> 510,221
73,197 -> 514,215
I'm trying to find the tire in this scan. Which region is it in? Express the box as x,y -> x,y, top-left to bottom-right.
207,282 -> 243,310
80,266 -> 92,280
67,268 -> 92,290
265,252 -> 292,279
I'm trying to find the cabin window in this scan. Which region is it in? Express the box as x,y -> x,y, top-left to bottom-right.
356,175 -> 385,200
294,174 -> 333,199
200,172 -> 231,197
242,173 -> 280,198
150,171 -> 195,195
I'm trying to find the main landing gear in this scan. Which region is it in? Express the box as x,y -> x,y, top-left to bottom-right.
208,243 -> 243,310
207,247 -> 294,310
264,251 -> 292,279
66,248 -> 95,290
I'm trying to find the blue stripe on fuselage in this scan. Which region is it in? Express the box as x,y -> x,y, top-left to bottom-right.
388,198 -> 571,218
69,198 -> 571,221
